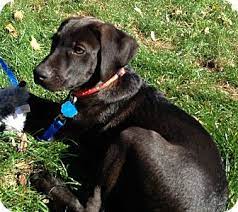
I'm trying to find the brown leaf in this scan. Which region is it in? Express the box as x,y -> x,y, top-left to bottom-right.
175,8 -> 183,15
30,36 -> 40,50
14,10 -> 24,21
5,23 -> 18,37
18,174 -> 27,186
17,132 -> 28,152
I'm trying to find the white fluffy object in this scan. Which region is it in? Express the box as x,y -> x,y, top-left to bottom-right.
0,87 -> 30,132
2,104 -> 30,132
0,0 -> 13,13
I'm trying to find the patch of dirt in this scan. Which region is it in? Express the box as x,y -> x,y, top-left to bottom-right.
0,160 -> 33,188
198,58 -> 224,72
61,11 -> 93,19
0,171 -> 17,187
217,81 -> 238,100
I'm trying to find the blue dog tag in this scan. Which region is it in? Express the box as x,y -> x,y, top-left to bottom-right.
61,101 -> 78,118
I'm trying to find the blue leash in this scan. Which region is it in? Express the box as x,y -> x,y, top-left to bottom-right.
37,116 -> 65,141
0,57 -> 77,141
0,58 -> 19,87
38,99 -> 78,141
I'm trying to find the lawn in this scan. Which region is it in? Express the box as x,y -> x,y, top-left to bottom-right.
0,0 -> 238,211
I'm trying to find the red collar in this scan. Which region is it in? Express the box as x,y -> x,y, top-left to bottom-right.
72,67 -> 126,98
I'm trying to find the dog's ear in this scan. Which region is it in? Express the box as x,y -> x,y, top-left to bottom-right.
97,23 -> 139,80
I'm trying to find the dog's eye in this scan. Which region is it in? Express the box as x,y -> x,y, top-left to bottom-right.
73,45 -> 85,55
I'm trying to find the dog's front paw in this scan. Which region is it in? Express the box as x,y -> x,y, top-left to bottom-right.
30,171 -> 85,212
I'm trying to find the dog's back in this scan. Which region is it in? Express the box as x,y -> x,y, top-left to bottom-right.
96,76 -> 228,212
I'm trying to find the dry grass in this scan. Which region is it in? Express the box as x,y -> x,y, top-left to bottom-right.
217,82 -> 238,100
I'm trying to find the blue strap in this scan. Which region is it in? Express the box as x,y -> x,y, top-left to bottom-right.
0,58 -> 19,87
39,100 -> 78,141
38,118 -> 65,141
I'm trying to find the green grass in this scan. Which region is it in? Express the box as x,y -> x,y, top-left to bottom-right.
0,0 -> 238,210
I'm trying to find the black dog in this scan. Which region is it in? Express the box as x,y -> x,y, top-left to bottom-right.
26,16 -> 228,212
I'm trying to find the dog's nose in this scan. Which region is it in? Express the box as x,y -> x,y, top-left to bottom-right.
34,68 -> 52,82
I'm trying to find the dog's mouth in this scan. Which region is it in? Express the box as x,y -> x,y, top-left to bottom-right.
34,73 -> 67,92
34,61 -> 101,93
34,71 -> 99,94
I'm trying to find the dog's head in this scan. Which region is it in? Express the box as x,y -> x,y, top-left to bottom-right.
34,16 -> 138,91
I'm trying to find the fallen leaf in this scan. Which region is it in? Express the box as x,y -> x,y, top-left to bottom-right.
30,36 -> 40,50
134,6 -> 143,16
5,23 -> 18,37
17,132 -> 28,152
201,11 -> 207,18
9,136 -> 16,147
175,9 -> 183,15
227,18 -> 233,26
17,174 -> 27,186
14,10 -> 24,21
150,31 -> 156,41
204,27 -> 210,34
165,14 -> 170,22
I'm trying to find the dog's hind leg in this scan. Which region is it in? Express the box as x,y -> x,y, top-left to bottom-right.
96,127 -> 226,212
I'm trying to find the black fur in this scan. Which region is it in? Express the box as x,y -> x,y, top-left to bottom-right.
26,16 -> 228,212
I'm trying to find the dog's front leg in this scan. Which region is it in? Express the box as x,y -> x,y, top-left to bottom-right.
100,143 -> 126,196
84,143 -> 127,211
30,171 -> 85,212
31,171 -> 104,212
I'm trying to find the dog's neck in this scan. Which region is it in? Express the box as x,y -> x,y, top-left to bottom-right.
72,67 -> 126,98
62,68 -> 143,135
